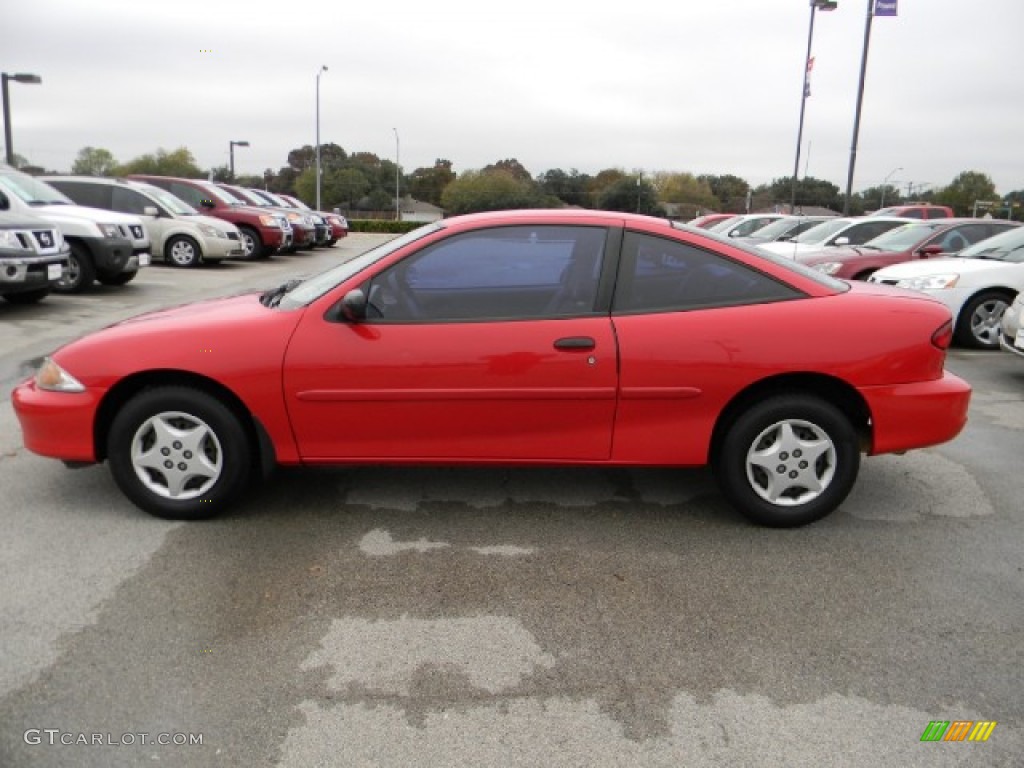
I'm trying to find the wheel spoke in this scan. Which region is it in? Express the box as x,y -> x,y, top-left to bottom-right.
130,412 -> 223,500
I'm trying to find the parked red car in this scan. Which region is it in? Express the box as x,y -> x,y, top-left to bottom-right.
12,210 -> 970,527
217,184 -> 317,251
688,213 -> 737,229
129,175 -> 292,259
871,204 -> 954,219
799,219 -> 1021,280
278,193 -> 348,245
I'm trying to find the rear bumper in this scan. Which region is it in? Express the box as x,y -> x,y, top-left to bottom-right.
861,371 -> 972,455
11,379 -> 100,463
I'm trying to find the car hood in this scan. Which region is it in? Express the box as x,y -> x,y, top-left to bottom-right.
192,213 -> 239,234
758,241 -> 830,257
873,257 -> 1017,279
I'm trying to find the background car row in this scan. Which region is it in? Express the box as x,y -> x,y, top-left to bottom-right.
0,163 -> 349,301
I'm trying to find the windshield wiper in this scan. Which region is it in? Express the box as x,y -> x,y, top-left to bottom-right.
260,279 -> 303,308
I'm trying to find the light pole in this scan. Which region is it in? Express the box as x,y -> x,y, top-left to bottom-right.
315,65 -> 328,211
228,140 -> 249,180
2,72 -> 42,167
843,0 -> 876,214
393,128 -> 400,221
791,1 -> 837,212
879,166 -> 902,208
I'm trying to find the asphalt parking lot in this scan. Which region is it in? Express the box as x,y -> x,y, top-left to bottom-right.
0,236 -> 1021,767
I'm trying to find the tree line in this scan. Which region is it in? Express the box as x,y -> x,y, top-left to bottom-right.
35,146 -> 1023,221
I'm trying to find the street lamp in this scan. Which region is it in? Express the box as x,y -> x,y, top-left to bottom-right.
2,72 -> 42,167
790,0 -> 837,212
228,140 -> 249,180
879,166 -> 902,208
393,127 -> 400,221
315,65 -> 327,210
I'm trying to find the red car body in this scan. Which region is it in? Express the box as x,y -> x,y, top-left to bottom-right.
12,210 -> 970,527
798,219 -> 1022,280
688,213 -> 736,229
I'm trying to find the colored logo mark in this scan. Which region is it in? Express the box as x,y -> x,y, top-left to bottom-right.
920,720 -> 997,742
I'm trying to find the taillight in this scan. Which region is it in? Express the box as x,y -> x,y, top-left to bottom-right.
931,319 -> 953,350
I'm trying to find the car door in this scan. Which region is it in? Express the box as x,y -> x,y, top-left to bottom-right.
282,224 -> 619,461
111,186 -> 166,255
609,230 -> 804,464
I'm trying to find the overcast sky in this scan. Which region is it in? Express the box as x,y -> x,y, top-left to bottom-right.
5,0 -> 1022,197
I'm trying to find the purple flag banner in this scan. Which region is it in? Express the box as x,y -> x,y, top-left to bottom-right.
874,0 -> 898,16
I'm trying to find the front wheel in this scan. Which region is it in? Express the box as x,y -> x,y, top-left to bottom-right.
3,288 -> 50,304
955,291 -> 1013,349
165,235 -> 202,267
714,395 -> 860,527
107,387 -> 252,520
54,242 -> 96,293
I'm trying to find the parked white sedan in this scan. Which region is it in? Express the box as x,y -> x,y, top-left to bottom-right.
869,225 -> 1024,349
999,292 -> 1024,358
758,216 -> 910,258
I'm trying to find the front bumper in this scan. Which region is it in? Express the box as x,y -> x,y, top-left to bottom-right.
998,330 -> 1024,359
11,379 -> 102,463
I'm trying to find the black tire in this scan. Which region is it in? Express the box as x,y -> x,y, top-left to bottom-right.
97,270 -> 137,286
164,235 -> 202,268
954,290 -> 1014,349
55,241 -> 96,293
2,288 -> 50,304
107,386 -> 252,520
237,226 -> 267,260
714,395 -> 860,527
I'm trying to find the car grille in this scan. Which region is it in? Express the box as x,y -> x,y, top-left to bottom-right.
274,215 -> 289,230
32,230 -> 56,249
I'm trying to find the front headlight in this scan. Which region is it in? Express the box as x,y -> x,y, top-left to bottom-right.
285,212 -> 301,223
813,262 -> 843,276
35,357 -> 85,393
0,230 -> 29,250
258,214 -> 277,227
197,223 -> 222,238
895,274 -> 960,291
98,223 -> 122,238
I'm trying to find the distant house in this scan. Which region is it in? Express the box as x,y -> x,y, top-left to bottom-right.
398,196 -> 444,223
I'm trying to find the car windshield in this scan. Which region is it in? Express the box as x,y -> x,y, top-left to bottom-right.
136,183 -> 198,215
278,224 -> 443,309
670,222 -> 848,291
957,226 -> 1024,263
862,222 -> 943,250
744,217 -> 798,239
228,187 -> 269,206
707,216 -> 741,233
286,196 -> 311,210
0,171 -> 74,205
198,183 -> 242,205
788,218 -> 854,244
258,191 -> 289,206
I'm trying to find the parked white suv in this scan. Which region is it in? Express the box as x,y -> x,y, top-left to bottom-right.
0,211 -> 70,304
46,176 -> 245,268
0,165 -> 150,292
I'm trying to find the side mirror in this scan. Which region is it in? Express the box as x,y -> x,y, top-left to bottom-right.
143,206 -> 160,217
918,244 -> 945,257
339,289 -> 367,322
832,236 -> 850,246
199,199 -> 215,209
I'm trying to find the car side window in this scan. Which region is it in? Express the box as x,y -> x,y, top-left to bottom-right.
60,182 -> 110,209
613,231 -> 800,314
111,187 -> 149,215
844,221 -> 899,244
364,225 -> 607,323
168,182 -> 204,208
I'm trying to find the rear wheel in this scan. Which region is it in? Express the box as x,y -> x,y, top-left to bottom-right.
955,290 -> 1013,349
55,242 -> 95,293
714,395 -> 860,527
165,235 -> 202,267
107,386 -> 252,520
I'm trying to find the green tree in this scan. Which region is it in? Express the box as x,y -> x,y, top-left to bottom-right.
71,146 -> 119,176
408,159 -> 455,207
119,147 -> 204,178
697,174 -> 749,212
588,168 -> 629,206
758,176 -> 840,211
441,170 -> 546,214
933,171 -> 998,216
651,172 -> 717,210
537,168 -> 593,207
482,158 -> 532,183
296,166 -> 371,210
596,175 -> 662,215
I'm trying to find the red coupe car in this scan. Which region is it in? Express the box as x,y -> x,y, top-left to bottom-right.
12,210 -> 971,527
